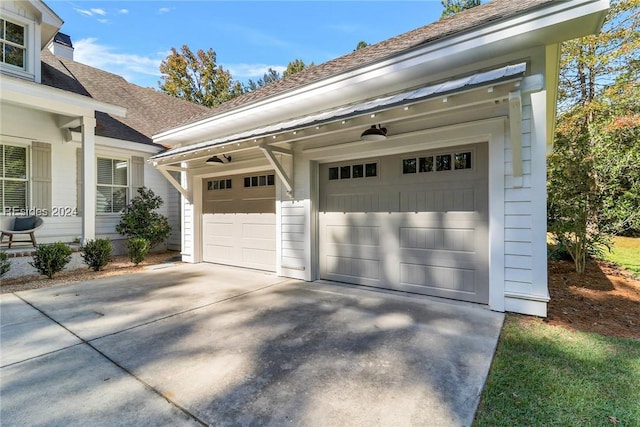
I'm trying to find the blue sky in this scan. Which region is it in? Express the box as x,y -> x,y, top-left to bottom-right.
50,1 -> 445,88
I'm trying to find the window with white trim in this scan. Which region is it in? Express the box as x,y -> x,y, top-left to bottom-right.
244,174 -> 275,187
207,178 -> 232,191
97,157 -> 128,214
328,162 -> 378,180
402,151 -> 472,174
1,18 -> 26,69
0,143 -> 28,212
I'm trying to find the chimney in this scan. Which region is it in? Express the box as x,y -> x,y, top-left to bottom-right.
48,32 -> 74,60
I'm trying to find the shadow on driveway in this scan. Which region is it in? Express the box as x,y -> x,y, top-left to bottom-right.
1,263 -> 504,427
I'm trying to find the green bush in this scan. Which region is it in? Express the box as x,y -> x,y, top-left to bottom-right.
0,251 -> 10,278
128,237 -> 150,265
81,238 -> 112,271
30,242 -> 72,279
116,187 -> 171,248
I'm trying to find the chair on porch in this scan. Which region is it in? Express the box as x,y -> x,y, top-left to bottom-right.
0,216 -> 45,248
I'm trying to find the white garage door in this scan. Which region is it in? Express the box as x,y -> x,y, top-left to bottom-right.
319,143 -> 489,304
202,171 -> 276,271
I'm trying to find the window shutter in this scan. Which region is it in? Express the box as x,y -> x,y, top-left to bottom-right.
76,147 -> 82,216
31,142 -> 51,214
97,157 -> 113,185
131,156 -> 145,195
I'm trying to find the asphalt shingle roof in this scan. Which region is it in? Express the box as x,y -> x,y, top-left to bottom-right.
40,50 -> 210,146
167,0 -> 552,130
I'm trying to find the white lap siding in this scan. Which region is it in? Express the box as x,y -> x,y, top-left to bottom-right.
503,92 -> 549,316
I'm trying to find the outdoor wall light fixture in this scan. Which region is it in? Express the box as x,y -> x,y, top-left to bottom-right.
205,154 -> 232,164
360,124 -> 387,141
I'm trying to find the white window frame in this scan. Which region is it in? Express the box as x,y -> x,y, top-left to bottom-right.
0,142 -> 30,214
96,156 -> 129,215
0,10 -> 36,80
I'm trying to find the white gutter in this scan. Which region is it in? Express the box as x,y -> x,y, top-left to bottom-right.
0,74 -> 127,117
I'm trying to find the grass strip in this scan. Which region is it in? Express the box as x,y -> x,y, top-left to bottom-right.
474,315 -> 640,426
601,237 -> 640,277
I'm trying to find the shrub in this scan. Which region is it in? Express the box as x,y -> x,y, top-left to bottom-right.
116,187 -> 171,249
128,237 -> 150,265
81,238 -> 112,271
0,251 -> 10,278
30,242 -> 72,279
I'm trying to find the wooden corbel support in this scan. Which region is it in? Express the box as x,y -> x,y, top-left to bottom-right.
509,90 -> 524,186
259,144 -> 294,197
158,166 -> 192,203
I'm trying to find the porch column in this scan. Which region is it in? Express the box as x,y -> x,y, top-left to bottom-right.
81,115 -> 96,243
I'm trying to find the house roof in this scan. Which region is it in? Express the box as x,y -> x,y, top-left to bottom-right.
40,50 -> 210,147
166,0 -> 552,131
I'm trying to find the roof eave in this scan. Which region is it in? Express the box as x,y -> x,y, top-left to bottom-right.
1,74 -> 127,118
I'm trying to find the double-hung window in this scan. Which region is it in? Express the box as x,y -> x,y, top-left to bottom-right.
0,143 -> 28,213
97,157 -> 128,214
1,18 -> 26,69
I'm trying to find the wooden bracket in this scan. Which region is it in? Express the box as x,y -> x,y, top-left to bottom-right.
259,144 -> 294,197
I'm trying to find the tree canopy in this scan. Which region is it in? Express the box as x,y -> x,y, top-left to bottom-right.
158,45 -> 243,108
244,59 -> 313,92
440,0 -> 480,18
245,68 -> 282,92
548,0 -> 640,272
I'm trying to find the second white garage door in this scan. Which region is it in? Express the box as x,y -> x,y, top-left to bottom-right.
202,171 -> 276,271
319,143 -> 489,304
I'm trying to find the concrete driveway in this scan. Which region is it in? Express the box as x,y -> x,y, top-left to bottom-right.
1,263 -> 504,427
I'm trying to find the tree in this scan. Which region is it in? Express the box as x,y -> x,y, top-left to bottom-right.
158,45 -> 243,107
245,68 -> 282,92
355,41 -> 369,51
548,0 -> 640,272
116,187 -> 171,248
440,0 -> 480,18
244,59 -> 312,92
283,59 -> 312,78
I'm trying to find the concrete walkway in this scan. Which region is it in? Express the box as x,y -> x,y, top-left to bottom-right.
1,263 -> 504,426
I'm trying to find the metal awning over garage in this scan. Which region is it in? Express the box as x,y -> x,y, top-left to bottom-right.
150,63 -> 528,163
151,62 -> 541,202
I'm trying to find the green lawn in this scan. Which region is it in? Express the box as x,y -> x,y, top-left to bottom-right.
601,237 -> 640,277
474,316 -> 640,426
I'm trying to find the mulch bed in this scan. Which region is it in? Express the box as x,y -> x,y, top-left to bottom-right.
1,252 -> 181,294
547,258 -> 640,339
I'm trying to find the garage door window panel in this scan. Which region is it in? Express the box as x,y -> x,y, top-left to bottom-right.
454,152 -> 472,170
329,162 -> 378,181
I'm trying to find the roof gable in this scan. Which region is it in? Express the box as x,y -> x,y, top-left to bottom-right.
40,50 -> 210,146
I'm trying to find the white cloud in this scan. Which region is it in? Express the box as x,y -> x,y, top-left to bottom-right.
75,8 -> 93,17
158,7 -> 171,14
74,38 -> 165,87
118,9 -> 129,14
225,63 -> 287,80
97,19 -> 109,24
91,8 -> 107,16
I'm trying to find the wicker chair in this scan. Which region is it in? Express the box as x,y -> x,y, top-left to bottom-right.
0,216 -> 45,248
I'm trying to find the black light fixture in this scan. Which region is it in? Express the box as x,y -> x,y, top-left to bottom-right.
360,124 -> 387,141
205,154 -> 232,164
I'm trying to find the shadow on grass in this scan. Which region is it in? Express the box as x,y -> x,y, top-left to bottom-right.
474,315 -> 640,426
